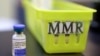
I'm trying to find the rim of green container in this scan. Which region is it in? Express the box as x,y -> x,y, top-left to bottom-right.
23,0 -> 96,13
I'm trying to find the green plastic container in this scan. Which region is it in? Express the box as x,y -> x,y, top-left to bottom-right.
22,0 -> 96,53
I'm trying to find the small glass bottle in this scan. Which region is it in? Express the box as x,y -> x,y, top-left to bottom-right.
12,24 -> 26,56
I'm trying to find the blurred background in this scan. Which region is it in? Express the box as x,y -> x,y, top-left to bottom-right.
0,0 -> 100,56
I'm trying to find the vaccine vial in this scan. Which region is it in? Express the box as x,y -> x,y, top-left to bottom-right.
12,24 -> 26,56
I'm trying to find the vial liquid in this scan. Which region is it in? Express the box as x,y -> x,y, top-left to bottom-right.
12,24 -> 26,56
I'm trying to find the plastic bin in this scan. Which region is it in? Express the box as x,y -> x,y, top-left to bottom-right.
22,0 -> 96,53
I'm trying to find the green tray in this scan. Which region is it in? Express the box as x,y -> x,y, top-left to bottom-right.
22,0 -> 96,53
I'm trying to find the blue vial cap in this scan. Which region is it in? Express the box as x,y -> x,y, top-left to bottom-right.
14,24 -> 25,33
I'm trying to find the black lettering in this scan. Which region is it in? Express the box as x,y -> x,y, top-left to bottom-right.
76,22 -> 83,34
48,21 -> 60,36
62,22 -> 73,36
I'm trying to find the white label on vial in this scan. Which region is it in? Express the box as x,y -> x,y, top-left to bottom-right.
13,39 -> 26,56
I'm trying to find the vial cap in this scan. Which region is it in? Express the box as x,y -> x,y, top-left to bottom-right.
14,24 -> 25,33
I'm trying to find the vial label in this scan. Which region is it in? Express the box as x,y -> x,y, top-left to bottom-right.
13,39 -> 26,56
15,49 -> 26,56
